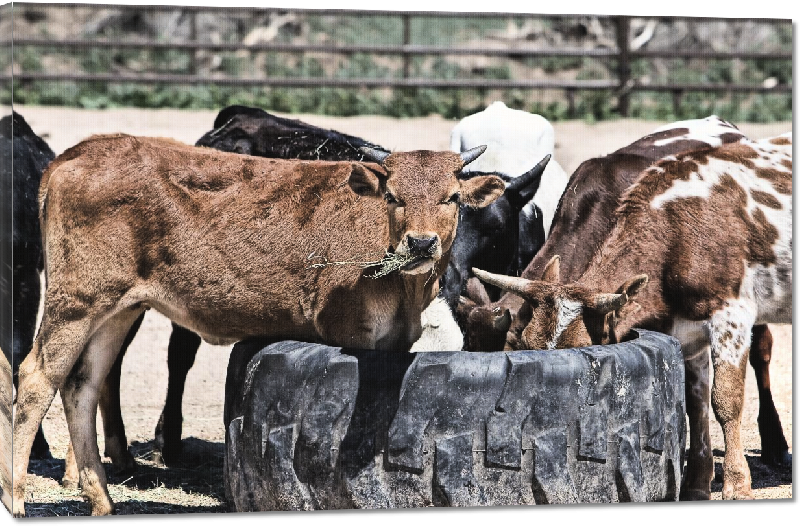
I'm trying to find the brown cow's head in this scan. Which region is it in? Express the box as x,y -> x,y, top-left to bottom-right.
349,146 -> 505,275
473,256 -> 648,350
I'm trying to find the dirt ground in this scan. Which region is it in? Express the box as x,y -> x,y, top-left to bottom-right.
12,107 -> 792,515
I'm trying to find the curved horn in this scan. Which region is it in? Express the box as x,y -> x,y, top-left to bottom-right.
589,293 -> 627,314
460,145 -> 487,167
472,268 -> 532,296
359,146 -> 391,164
506,154 -> 551,197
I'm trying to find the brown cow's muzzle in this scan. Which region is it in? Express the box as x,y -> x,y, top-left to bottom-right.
397,233 -> 442,275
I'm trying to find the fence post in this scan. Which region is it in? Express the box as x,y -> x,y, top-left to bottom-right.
402,14 -> 411,79
613,16 -> 631,117
189,9 -> 198,75
566,88 -> 576,119
672,89 -> 683,117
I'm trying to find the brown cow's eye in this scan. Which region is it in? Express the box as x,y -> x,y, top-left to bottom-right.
443,192 -> 460,204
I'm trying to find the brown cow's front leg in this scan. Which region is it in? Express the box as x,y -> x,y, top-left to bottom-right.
749,325 -> 790,466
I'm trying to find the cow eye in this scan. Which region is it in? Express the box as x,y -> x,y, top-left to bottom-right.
443,192 -> 460,205
384,192 -> 398,204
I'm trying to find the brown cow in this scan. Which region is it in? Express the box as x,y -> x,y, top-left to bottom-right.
11,135 -> 504,516
474,134 -> 792,501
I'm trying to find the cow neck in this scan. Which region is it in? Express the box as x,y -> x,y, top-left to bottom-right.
576,215 -> 670,339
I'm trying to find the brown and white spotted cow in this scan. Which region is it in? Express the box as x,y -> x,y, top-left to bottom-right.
474,133 -> 792,500
11,136 -> 504,516
460,116 -> 789,466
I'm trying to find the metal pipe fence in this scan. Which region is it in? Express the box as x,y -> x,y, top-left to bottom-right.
2,4 -> 792,117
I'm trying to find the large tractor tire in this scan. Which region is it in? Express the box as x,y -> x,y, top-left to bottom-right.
224,330 -> 685,511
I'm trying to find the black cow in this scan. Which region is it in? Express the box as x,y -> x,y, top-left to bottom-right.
439,156 -> 549,311
0,112 -> 54,460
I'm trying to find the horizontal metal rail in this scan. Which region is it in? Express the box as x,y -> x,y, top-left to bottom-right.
3,72 -> 791,93
17,3 -> 792,23
5,38 -> 792,61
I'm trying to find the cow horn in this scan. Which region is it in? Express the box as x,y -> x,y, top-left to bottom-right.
590,293 -> 627,314
360,147 -> 391,164
460,145 -> 487,167
472,268 -> 532,296
506,154 -> 551,196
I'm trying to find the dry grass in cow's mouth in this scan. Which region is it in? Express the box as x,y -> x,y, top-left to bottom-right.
307,250 -> 423,278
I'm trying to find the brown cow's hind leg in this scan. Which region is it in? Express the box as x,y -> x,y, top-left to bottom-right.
11,316 -> 93,517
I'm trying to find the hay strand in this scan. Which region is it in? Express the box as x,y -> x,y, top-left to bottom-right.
307,250 -> 420,278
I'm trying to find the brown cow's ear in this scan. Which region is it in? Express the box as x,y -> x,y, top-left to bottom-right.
348,163 -> 386,197
616,274 -> 649,299
541,255 -> 560,283
459,175 -> 506,208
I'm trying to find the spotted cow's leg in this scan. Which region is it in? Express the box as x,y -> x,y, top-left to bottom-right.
707,301 -> 756,500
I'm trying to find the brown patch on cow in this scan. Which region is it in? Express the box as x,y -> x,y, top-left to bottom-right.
708,141 -> 759,168
755,167 -> 792,195
750,190 -> 782,209
746,208 -> 779,266
769,136 -> 791,145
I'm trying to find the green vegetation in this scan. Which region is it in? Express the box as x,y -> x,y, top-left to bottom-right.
3,10 -> 791,122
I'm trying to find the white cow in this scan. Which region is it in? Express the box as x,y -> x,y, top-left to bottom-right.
450,100 -> 569,237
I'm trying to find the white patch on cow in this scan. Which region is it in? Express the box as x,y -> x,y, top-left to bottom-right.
651,115 -> 742,147
548,298 -> 582,350
705,299 -> 757,367
650,138 -> 792,213
410,296 -> 464,352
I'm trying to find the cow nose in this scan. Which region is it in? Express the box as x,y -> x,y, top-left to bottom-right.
407,235 -> 438,255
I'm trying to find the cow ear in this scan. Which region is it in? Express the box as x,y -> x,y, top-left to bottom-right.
459,175 -> 506,208
541,255 -> 560,283
616,274 -> 648,299
348,163 -> 386,197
